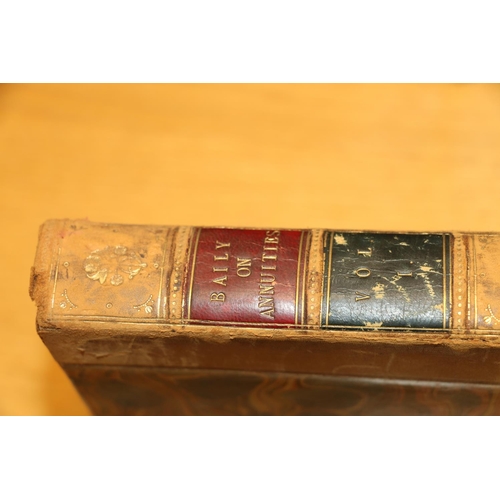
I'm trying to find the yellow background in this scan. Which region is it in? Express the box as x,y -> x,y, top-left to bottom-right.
1,84 -> 500,415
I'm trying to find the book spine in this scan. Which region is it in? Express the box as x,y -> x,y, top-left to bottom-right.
30,219 -> 500,334
183,227 -> 452,331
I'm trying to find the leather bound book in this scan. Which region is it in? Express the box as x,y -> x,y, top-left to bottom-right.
30,219 -> 500,415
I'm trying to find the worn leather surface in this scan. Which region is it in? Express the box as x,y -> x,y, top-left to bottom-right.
186,228 -> 307,326
322,231 -> 452,329
32,220 -> 500,412
41,330 -> 500,384
66,365 -> 500,416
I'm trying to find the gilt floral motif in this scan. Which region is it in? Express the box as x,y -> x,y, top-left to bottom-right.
133,294 -> 154,314
484,304 -> 499,326
84,246 -> 147,285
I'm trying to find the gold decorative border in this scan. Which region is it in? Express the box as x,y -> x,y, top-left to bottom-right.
306,229 -> 324,326
185,227 -> 201,320
50,247 -> 62,313
472,234 -> 478,329
168,226 -> 194,322
294,231 -> 308,325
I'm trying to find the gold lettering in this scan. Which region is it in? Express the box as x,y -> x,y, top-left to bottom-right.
237,268 -> 251,277
355,268 -> 371,278
264,237 -> 279,245
397,271 -> 413,277
212,276 -> 227,286
262,253 -> 277,262
215,241 -> 230,250
210,292 -> 226,302
258,297 -> 274,309
355,291 -> 371,301
258,236 -> 278,320
213,267 -> 228,272
259,285 -> 275,295
260,273 -> 275,283
260,308 -> 275,319
357,249 -> 372,257
236,257 -> 252,278
266,230 -> 280,238
214,253 -> 229,261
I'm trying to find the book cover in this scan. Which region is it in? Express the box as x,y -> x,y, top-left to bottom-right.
30,219 -> 500,415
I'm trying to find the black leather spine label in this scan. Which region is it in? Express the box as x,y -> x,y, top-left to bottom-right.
321,232 -> 452,330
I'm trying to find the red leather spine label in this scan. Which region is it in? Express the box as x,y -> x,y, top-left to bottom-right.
184,228 -> 309,327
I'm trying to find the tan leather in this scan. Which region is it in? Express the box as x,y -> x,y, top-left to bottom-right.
32,220 -> 500,394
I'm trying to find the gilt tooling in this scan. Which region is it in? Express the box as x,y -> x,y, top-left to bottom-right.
30,219 -> 500,415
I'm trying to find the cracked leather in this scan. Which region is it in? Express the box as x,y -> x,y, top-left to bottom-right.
321,231 -> 452,329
